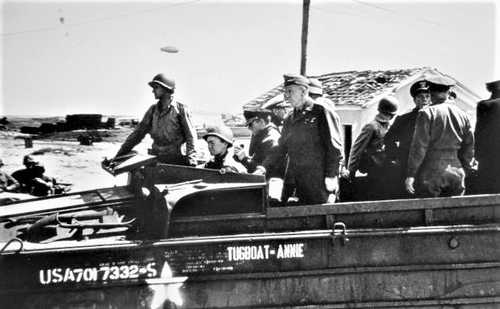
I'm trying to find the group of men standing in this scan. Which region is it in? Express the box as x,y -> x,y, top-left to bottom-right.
114,72 -> 500,205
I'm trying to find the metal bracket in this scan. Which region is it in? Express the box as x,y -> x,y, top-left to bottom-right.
0,238 -> 24,253
325,214 -> 336,229
330,221 -> 349,246
425,209 -> 434,225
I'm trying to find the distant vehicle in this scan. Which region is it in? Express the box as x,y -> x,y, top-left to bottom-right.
0,154 -> 499,308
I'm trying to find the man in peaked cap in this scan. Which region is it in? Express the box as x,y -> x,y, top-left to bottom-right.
347,97 -> 398,200
234,109 -> 281,176
114,73 -> 197,166
255,73 -> 344,205
474,79 -> 500,194
308,78 -> 336,110
405,75 -> 474,197
202,124 -> 245,173
384,80 -> 431,198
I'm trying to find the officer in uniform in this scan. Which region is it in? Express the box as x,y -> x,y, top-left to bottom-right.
115,74 -> 197,165
234,109 -> 281,176
347,97 -> 398,200
475,79 -> 500,194
256,73 -> 344,205
308,78 -> 336,110
405,76 -> 474,197
203,124 -> 246,173
384,80 -> 431,198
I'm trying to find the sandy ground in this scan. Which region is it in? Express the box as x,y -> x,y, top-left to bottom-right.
1,130 -> 248,193
1,134 -> 130,191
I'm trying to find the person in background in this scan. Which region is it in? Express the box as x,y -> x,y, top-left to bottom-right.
308,78 -> 336,110
405,75 -> 474,197
203,124 -> 245,173
384,80 -> 431,198
0,159 -> 20,193
114,73 -> 197,166
256,73 -> 344,205
12,155 -> 55,196
12,155 -> 40,193
474,79 -> 500,194
234,109 -> 281,176
346,97 -> 398,200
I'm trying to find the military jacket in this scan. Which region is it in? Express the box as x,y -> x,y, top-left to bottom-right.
384,108 -> 419,168
239,124 -> 281,175
204,151 -> 246,173
407,102 -> 474,177
475,97 -> 500,192
117,99 -> 197,161
348,114 -> 390,174
263,101 -> 343,178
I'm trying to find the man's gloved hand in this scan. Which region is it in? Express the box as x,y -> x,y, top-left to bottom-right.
340,167 -> 350,179
405,177 -> 415,194
324,176 -> 339,193
253,166 -> 266,176
188,157 -> 198,167
233,145 -> 247,161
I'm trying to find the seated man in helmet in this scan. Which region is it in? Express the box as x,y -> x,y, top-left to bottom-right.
346,97 -> 399,200
202,124 -> 245,173
114,73 -> 197,166
12,155 -> 55,196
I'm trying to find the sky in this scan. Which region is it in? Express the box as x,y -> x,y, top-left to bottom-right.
1,0 -> 498,123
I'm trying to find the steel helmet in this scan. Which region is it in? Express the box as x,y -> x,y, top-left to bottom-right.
378,97 -> 399,115
203,124 -> 234,146
23,155 -> 38,166
148,74 -> 175,91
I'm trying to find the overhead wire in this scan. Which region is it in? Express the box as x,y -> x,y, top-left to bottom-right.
349,0 -> 442,27
2,0 -> 201,38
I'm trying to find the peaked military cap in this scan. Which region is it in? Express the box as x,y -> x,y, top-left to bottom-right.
243,109 -> 273,125
308,78 -> 323,95
426,75 -> 456,92
283,73 -> 309,88
410,80 -> 430,97
486,80 -> 500,92
148,73 -> 175,90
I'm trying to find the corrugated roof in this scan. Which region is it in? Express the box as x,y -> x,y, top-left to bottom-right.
243,67 -> 427,111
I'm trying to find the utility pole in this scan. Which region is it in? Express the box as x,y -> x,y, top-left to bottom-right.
300,0 -> 310,76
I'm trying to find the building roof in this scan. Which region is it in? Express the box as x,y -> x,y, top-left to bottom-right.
243,67 -> 479,111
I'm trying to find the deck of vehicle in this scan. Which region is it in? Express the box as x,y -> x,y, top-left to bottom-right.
1,163 -> 499,308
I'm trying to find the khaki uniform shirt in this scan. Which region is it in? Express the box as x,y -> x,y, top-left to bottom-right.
407,102 -> 474,178
117,99 -> 197,162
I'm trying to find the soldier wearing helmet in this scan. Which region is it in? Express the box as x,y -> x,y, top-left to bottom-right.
256,73 -> 344,205
203,124 -> 245,173
346,97 -> 398,200
11,155 -> 55,196
114,73 -> 197,166
406,75 -> 474,197
384,80 -> 431,198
